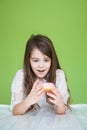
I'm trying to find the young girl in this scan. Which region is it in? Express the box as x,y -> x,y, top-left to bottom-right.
10,34 -> 70,116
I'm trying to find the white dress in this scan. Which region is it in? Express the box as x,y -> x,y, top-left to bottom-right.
0,69 -> 87,130
10,69 -> 69,111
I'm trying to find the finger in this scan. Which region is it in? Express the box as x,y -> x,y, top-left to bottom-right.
32,79 -> 40,91
47,92 -> 56,100
51,87 -> 59,96
37,89 -> 44,96
47,98 -> 55,105
37,85 -> 44,93
33,79 -> 40,87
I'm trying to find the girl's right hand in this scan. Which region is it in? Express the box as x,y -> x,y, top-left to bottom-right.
12,79 -> 44,115
27,79 -> 44,106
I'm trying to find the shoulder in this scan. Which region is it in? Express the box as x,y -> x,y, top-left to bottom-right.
55,69 -> 67,89
56,69 -> 66,84
14,69 -> 24,79
15,69 -> 24,75
12,69 -> 24,85
56,69 -> 65,77
11,69 -> 24,92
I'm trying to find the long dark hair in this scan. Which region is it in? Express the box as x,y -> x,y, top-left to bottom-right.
23,34 -> 70,109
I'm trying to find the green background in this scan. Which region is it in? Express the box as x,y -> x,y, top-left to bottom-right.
0,0 -> 87,105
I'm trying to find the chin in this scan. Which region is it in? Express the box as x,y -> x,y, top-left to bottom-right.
37,74 -> 46,79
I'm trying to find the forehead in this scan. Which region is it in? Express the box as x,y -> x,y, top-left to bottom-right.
30,48 -> 48,58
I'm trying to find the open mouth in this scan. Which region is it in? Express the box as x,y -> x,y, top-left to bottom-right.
37,70 -> 45,72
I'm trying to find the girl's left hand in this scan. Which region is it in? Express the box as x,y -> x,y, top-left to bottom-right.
46,84 -> 64,107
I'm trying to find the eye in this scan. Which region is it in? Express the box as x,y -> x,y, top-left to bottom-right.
32,59 -> 38,62
44,58 -> 50,62
31,58 -> 39,62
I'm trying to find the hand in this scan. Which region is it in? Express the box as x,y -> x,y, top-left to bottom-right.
46,84 -> 64,107
27,79 -> 44,106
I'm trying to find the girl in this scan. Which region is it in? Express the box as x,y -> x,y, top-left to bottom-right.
10,34 -> 70,115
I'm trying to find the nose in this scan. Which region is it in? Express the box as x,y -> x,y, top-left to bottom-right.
39,61 -> 44,68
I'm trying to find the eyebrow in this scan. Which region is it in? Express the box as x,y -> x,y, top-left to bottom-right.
31,56 -> 50,59
31,57 -> 39,59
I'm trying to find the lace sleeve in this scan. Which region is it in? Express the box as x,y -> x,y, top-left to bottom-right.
56,69 -> 69,105
10,69 -> 25,111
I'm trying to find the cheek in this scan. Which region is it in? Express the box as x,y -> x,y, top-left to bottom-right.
48,62 -> 51,67
46,63 -> 51,70
31,63 -> 37,70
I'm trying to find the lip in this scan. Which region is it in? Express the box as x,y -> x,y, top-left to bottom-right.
37,70 -> 45,72
37,70 -> 46,77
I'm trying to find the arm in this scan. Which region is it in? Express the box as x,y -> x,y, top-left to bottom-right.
47,69 -> 69,114
10,71 -> 44,115
12,95 -> 32,115
10,70 -> 29,115
47,87 -> 66,114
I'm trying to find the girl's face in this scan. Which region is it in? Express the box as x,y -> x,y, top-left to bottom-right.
30,48 -> 51,79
